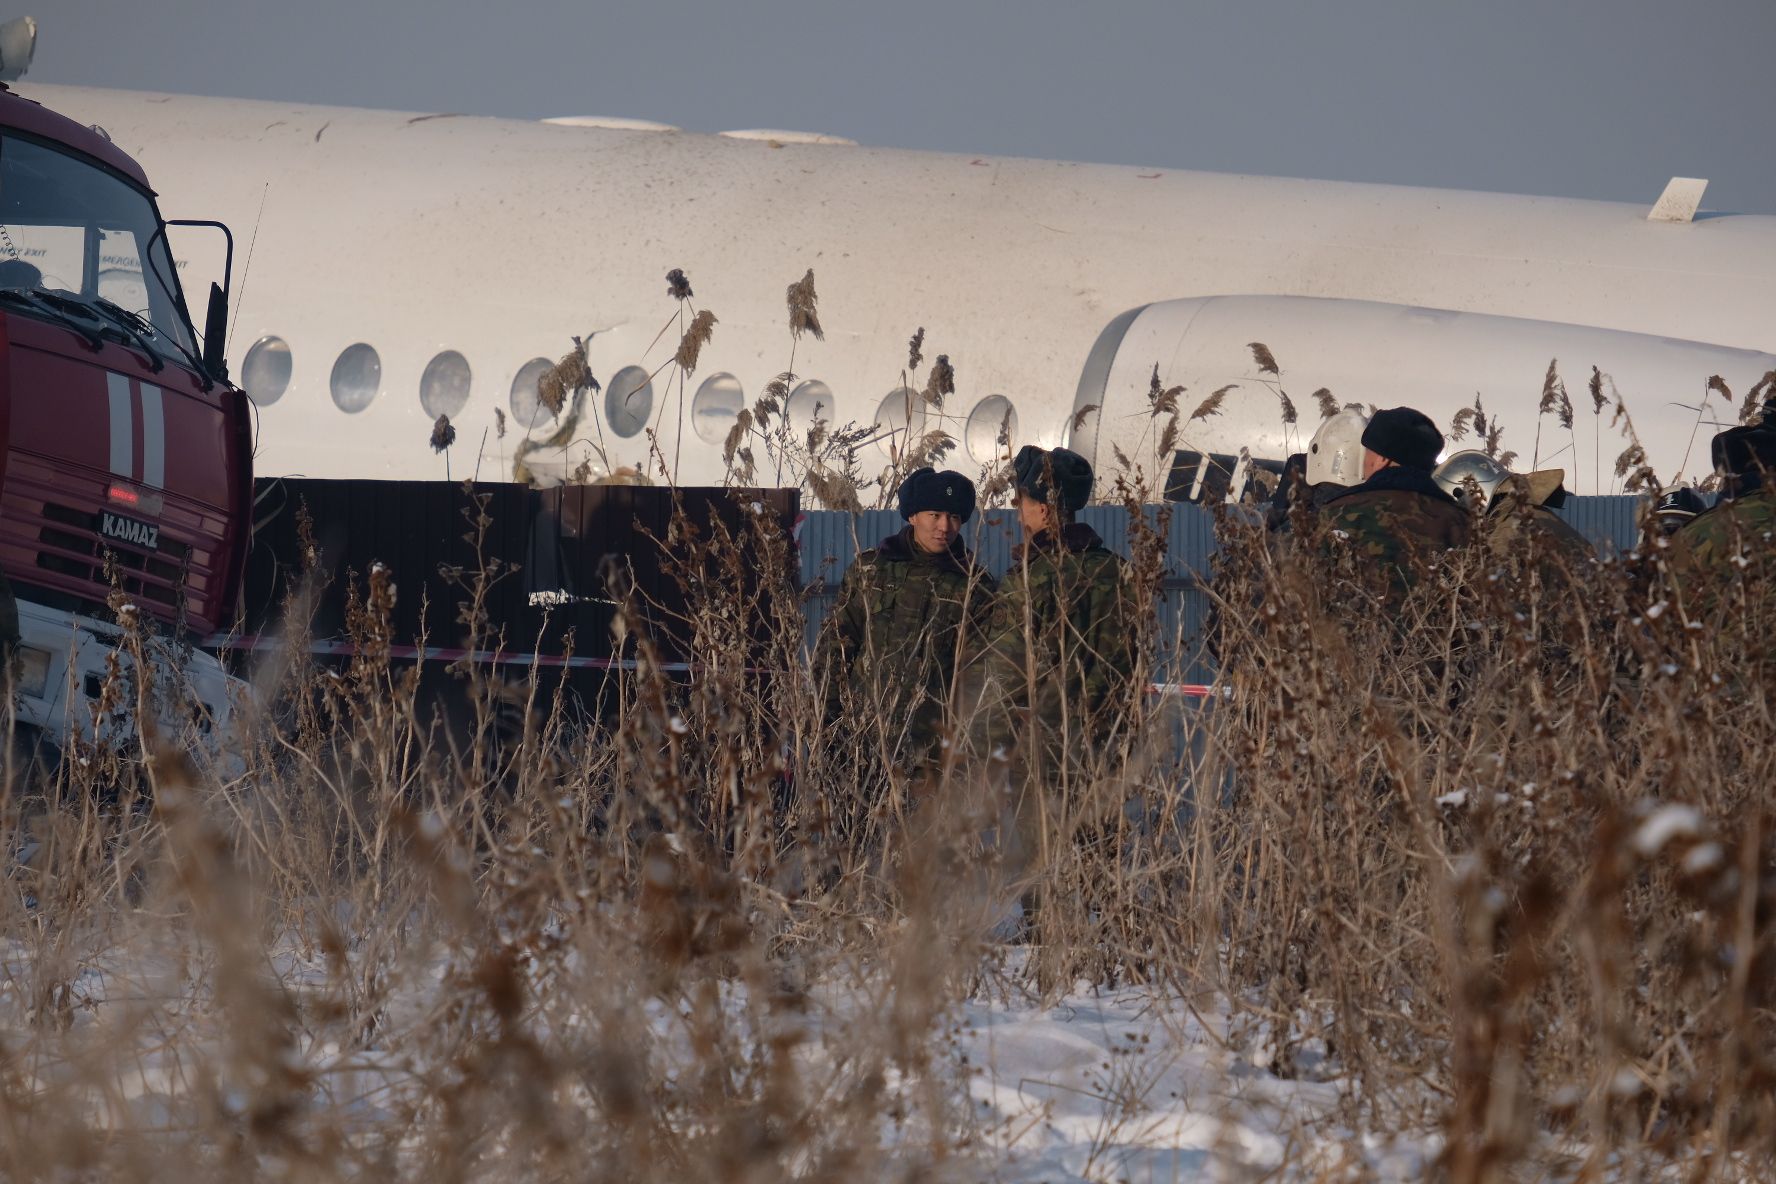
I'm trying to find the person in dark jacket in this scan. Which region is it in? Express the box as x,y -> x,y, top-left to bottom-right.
815,468 -> 997,774
1262,453 -> 1309,532
1432,451 -> 1594,578
1663,405 -> 1776,653
966,445 -> 1139,961
1433,451 -> 1597,678
972,446 -> 1137,764
1320,406 -> 1470,600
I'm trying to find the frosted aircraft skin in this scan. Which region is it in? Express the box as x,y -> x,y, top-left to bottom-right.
30,83 -> 1776,495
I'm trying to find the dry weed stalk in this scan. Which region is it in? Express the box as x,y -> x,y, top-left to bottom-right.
672,309 -> 718,374
786,269 -> 823,341
2,323 -> 1773,1182
1199,467 -> 1776,1178
536,336 -> 597,418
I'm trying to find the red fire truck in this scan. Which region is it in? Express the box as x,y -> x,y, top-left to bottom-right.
0,33 -> 250,761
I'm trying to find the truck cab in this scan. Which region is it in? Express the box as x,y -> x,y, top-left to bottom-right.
0,81 -> 251,755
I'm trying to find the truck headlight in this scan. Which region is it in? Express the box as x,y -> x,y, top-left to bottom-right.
14,645 -> 51,699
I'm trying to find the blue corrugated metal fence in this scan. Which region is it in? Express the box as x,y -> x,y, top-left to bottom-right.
798,496 -> 1645,684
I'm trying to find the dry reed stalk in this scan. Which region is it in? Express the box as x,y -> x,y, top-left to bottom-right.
786,269 -> 823,341
672,309 -> 718,373
3,326 -> 1774,1182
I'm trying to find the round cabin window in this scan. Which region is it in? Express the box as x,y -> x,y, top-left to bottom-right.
784,379 -> 834,437
873,386 -> 928,457
509,357 -> 555,429
329,343 -> 381,413
605,365 -> 654,438
691,372 -> 744,444
419,350 -> 472,419
965,395 -> 1019,463
242,335 -> 292,406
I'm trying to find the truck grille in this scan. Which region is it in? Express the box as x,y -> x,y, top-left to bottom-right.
35,501 -> 191,609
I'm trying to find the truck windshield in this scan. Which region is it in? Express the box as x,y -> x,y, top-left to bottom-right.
0,130 -> 198,358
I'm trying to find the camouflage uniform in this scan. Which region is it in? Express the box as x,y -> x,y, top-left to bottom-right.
815,526 -> 996,769
1663,485 -> 1776,648
1267,479 -> 1351,535
972,523 -> 1138,767
1320,465 -> 1471,601
1483,490 -> 1594,579
969,520 -> 1137,972
1478,484 -> 1600,686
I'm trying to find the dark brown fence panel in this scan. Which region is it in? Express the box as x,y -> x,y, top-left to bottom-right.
242,480 -> 798,668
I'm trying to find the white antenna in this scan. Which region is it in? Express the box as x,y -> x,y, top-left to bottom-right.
0,16 -> 35,82
1648,177 -> 1708,223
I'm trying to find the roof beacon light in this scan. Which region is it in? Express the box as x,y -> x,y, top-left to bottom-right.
0,16 -> 35,82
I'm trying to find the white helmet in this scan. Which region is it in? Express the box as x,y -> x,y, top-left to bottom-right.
1306,408 -> 1369,487
1433,449 -> 1511,508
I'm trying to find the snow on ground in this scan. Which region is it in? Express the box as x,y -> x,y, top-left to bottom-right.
0,931 -> 1440,1180
949,976 -> 1436,1182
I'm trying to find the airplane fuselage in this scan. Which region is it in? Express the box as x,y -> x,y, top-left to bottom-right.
30,83 -> 1776,496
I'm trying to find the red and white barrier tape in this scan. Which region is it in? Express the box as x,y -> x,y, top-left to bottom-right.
1150,683 -> 1218,699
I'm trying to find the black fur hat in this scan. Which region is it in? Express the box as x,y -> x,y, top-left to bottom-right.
1360,407 -> 1444,472
1012,445 -> 1093,513
897,468 -> 977,522
1711,412 -> 1776,480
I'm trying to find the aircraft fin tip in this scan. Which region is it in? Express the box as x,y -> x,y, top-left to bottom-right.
1649,177 -> 1708,223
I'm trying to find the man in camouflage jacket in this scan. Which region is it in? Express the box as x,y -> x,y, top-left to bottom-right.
966,446 -> 1137,964
1434,453 -> 1598,681
1663,411 -> 1776,656
816,468 -> 996,771
972,446 -> 1137,772
1320,406 -> 1470,601
1432,453 -> 1595,584
1484,472 -> 1594,573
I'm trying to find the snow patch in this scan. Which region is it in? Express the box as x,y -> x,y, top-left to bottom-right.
1633,804 -> 1702,856
1681,842 -> 1724,875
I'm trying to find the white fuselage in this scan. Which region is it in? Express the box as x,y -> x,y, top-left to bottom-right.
31,83 -> 1776,496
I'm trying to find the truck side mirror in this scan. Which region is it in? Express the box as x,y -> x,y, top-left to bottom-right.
203,282 -> 228,381
164,219 -> 236,384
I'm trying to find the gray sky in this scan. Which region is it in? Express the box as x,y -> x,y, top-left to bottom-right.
34,0 -> 1776,214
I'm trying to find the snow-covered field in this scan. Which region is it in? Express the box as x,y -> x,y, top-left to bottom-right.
0,925 -> 1439,1182
950,979 -> 1435,1182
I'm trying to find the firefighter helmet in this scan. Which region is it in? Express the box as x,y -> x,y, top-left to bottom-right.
1433,449 -> 1511,509
1306,408 -> 1369,487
